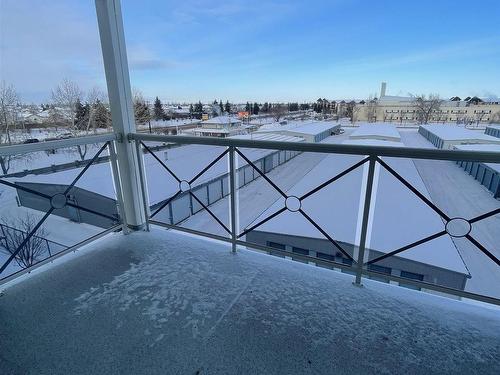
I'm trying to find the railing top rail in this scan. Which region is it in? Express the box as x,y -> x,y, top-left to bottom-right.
0,133 -> 117,157
130,133 -> 500,163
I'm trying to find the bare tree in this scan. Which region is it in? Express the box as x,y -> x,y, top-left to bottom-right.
490,111 -> 500,124
1,214 -> 49,269
411,94 -> 442,124
351,103 -> 360,124
365,95 -> 378,123
52,81 -> 108,160
474,111 -> 488,126
0,81 -> 21,174
269,103 -> 287,122
0,81 -> 19,144
51,78 -> 83,128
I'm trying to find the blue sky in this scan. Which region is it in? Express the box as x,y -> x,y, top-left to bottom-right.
1,0 -> 499,103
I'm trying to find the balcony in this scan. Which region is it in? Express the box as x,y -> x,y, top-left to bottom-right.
1,130 -> 499,374
2,227 -> 500,374
1,1 -> 500,373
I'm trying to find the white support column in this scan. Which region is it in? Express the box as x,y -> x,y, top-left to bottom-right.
95,0 -> 145,229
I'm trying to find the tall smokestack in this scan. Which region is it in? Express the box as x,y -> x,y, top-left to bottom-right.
380,82 -> 387,98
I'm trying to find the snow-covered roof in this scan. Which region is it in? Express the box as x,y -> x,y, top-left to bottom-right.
184,128 -> 232,134
257,121 -> 339,136
486,124 -> 500,131
349,124 -> 401,141
201,116 -> 241,125
231,133 -> 304,143
13,142 -> 286,206
420,125 -> 500,143
342,139 -> 403,147
379,95 -> 414,103
247,138 -> 468,274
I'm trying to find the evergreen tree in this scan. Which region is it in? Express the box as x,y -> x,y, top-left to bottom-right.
194,101 -> 203,119
253,102 -> 259,115
75,99 -> 86,128
245,102 -> 251,112
153,96 -> 164,120
262,102 -> 269,112
134,99 -> 150,124
219,100 -> 224,114
225,101 -> 231,113
93,100 -> 111,129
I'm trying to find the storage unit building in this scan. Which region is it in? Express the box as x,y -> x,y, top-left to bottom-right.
485,125 -> 500,139
245,139 -> 469,291
349,124 -> 401,142
418,124 -> 500,149
257,121 -> 340,143
454,144 -> 500,199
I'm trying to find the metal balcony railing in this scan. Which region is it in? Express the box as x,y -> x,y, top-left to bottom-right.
0,132 -> 498,306
130,133 -> 500,306
0,134 -> 126,283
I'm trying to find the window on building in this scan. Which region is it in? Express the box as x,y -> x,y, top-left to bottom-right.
316,251 -> 335,261
401,271 -> 424,281
267,241 -> 286,250
342,258 -> 353,266
368,264 -> 391,275
399,270 -> 424,290
292,246 -> 309,256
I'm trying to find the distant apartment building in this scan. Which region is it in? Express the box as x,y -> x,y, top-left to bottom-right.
355,83 -> 500,124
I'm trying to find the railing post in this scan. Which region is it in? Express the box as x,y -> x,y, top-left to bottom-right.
95,0 -> 145,230
108,141 -> 130,234
228,146 -> 238,253
354,155 -> 377,286
134,141 -> 150,231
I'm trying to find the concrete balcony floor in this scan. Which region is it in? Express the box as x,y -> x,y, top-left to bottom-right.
1,228 -> 499,375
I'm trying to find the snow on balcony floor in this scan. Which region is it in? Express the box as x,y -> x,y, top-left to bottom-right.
1,228 -> 499,375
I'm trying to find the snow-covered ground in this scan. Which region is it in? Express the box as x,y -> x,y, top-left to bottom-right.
1,228 -> 499,374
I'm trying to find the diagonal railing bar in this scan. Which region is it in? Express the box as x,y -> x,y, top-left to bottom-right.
298,208 -> 354,261
0,179 -> 52,200
142,143 -> 230,231
150,191 -> 182,219
140,141 -> 181,183
238,207 -> 287,238
189,191 -> 231,235
469,207 -> 500,224
62,142 -> 110,196
300,157 -> 370,201
0,209 -> 54,274
465,234 -> 500,266
366,230 -> 447,265
65,202 -> 118,222
376,157 -> 451,221
0,141 -> 114,275
235,148 -> 288,199
188,149 -> 229,185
